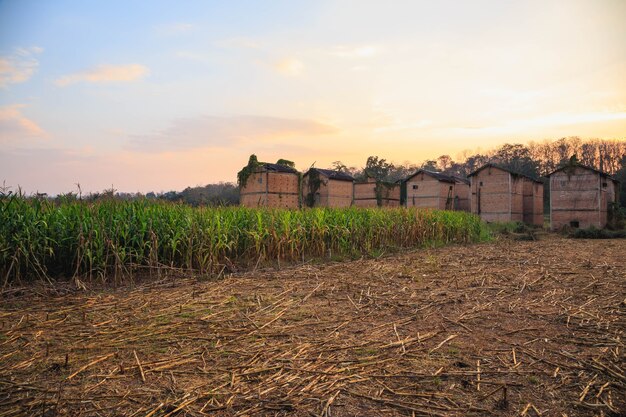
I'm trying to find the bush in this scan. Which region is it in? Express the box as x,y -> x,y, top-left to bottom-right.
571,226 -> 626,239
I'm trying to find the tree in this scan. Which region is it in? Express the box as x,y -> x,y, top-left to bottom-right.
491,143 -> 539,178
364,156 -> 394,181
463,153 -> 489,176
420,160 -> 439,171
331,161 -> 349,173
614,155 -> 626,207
436,155 -> 453,171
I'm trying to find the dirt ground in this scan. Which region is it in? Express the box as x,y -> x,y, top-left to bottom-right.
1,236 -> 625,417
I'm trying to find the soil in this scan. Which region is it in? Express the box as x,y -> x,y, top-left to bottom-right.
1,235 -> 625,416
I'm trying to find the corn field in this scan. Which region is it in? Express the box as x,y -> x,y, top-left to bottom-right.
1,197 -> 488,284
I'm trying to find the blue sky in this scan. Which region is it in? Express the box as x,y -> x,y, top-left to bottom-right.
1,0 -> 625,194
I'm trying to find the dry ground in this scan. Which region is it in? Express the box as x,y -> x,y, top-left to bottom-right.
1,236 -> 625,417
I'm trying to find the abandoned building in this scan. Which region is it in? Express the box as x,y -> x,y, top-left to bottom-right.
469,164 -> 543,225
235,156 -> 622,231
404,170 -> 470,211
523,176 -> 545,226
548,164 -> 619,230
353,177 -> 401,208
238,160 -> 300,208
453,177 -> 471,212
302,168 -> 354,208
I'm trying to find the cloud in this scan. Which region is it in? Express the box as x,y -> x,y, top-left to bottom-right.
214,37 -> 261,49
175,51 -> 211,64
55,64 -> 148,87
329,45 -> 380,58
274,58 -> 304,76
129,115 -> 338,152
0,46 -> 43,88
0,104 -> 47,141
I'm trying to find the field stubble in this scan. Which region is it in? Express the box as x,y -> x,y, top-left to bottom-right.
1,236 -> 625,416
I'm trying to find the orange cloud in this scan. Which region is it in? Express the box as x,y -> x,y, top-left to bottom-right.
129,114 -> 338,152
329,45 -> 380,58
0,104 -> 47,140
55,64 -> 149,86
274,58 -> 304,76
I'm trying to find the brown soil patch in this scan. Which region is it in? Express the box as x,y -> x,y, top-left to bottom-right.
1,236 -> 625,416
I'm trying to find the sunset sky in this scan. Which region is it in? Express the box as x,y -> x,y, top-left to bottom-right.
1,0 -> 625,195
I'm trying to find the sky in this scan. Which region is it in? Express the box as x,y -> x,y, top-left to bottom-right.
1,0 -> 625,195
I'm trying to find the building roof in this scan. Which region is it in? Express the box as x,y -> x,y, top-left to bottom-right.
468,163 -> 542,183
305,168 -> 354,181
259,163 -> 298,174
354,176 -> 400,186
405,169 -> 456,184
548,163 -> 618,182
453,176 -> 470,185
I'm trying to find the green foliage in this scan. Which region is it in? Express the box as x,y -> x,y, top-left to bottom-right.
486,221 -> 538,240
276,159 -> 295,168
237,154 -> 260,188
331,161 -> 350,173
571,226 -> 626,239
608,202 -> 626,230
364,156 -> 394,181
615,155 -> 626,207
0,198 -> 488,284
374,181 -> 396,207
167,183 -> 239,206
491,143 -> 540,179
238,155 -> 297,189
304,170 -> 324,207
487,221 -> 528,235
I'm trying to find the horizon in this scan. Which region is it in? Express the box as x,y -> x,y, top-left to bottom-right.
3,136 -> 623,197
1,0 -> 625,195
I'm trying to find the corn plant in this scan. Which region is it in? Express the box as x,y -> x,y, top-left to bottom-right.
0,197 -> 488,284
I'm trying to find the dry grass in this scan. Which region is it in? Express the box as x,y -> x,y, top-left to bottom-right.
1,235 -> 625,416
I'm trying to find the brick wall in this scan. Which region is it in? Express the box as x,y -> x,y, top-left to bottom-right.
302,175 -> 353,208
454,183 -> 470,212
240,171 -> 300,208
550,167 -> 603,229
471,167 -> 513,222
406,173 -> 447,209
353,180 -> 400,208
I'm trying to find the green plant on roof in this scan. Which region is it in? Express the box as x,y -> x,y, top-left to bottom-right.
237,154 -> 260,188
237,155 -> 297,188
276,159 -> 295,168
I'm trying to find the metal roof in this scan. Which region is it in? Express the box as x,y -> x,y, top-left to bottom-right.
405,169 -> 456,184
548,163 -> 618,182
304,168 -> 354,181
468,163 -> 542,183
453,176 -> 470,185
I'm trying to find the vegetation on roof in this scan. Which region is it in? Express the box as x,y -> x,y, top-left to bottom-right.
276,159 -> 295,169
237,155 -> 298,188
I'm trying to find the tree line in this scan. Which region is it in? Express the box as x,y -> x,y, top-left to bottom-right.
4,137 -> 624,207
334,137 -> 626,181
334,137 -> 626,206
